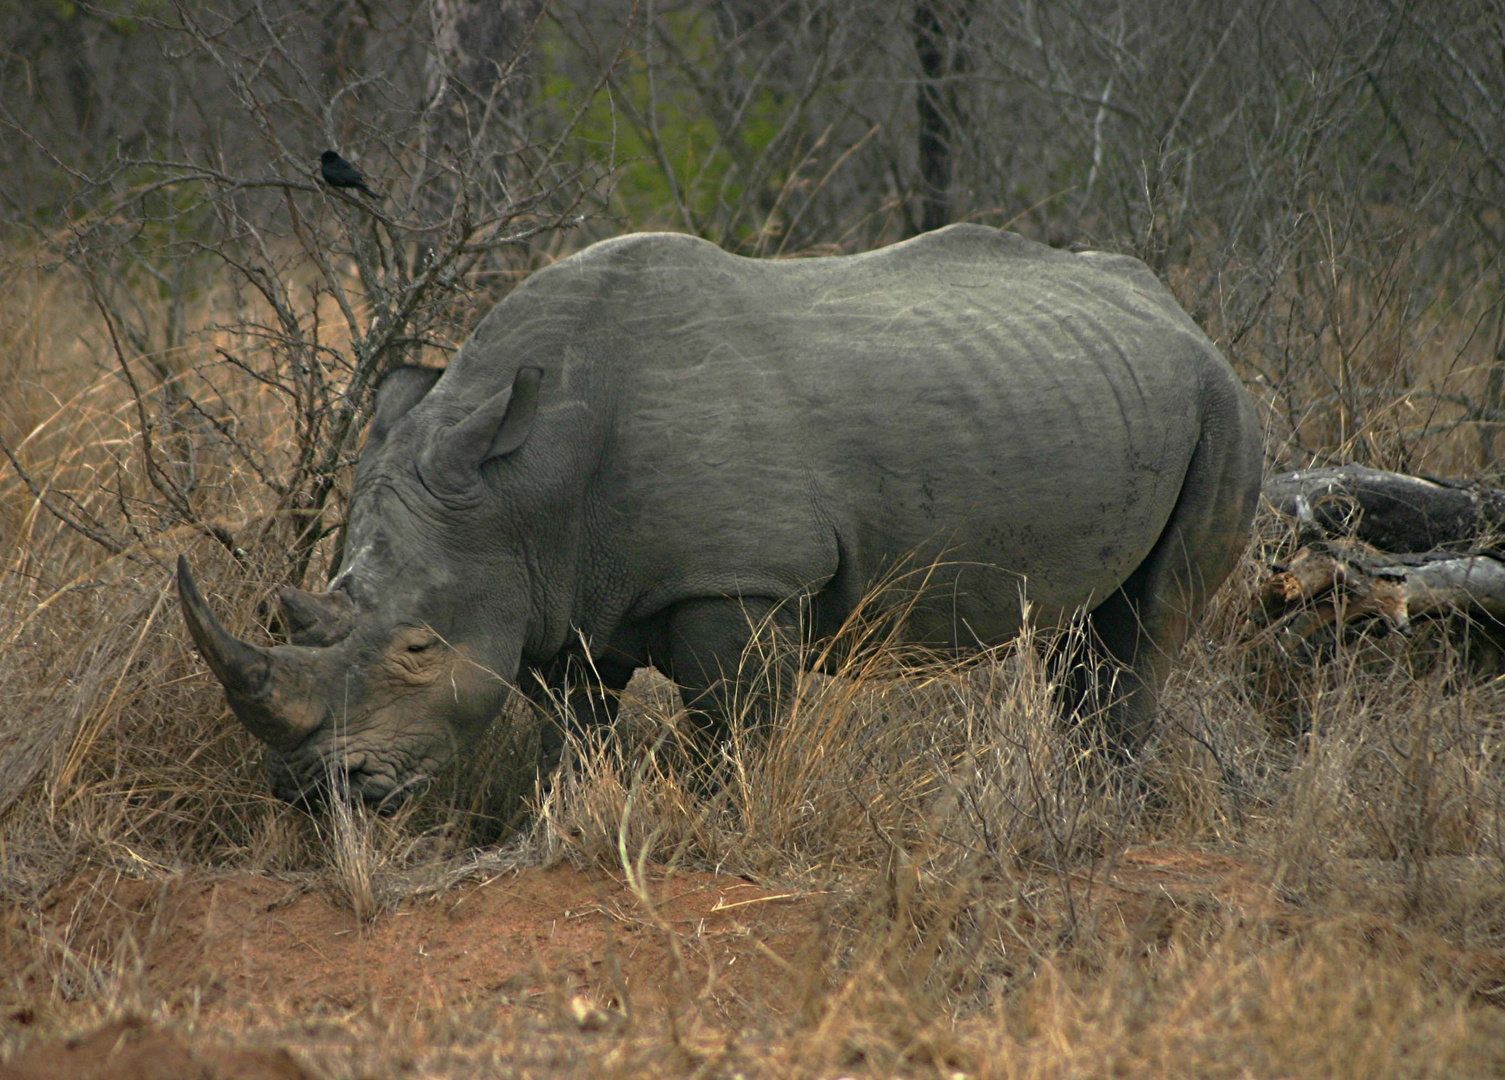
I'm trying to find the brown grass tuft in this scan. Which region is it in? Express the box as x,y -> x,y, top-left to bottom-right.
4,246 -> 1504,1077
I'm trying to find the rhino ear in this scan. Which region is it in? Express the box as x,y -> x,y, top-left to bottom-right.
369,366 -> 443,446
437,366 -> 543,469
485,366 -> 543,459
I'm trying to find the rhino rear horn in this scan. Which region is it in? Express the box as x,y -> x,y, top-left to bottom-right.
278,585 -> 356,644
176,556 -> 271,697
428,366 -> 542,474
369,365 -> 444,447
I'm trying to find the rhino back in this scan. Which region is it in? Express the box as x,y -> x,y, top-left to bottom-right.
440,227 -> 1233,647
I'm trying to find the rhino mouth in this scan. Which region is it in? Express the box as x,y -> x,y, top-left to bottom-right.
266,741 -> 442,810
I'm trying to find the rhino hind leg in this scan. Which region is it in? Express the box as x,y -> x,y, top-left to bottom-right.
1058,569 -> 1167,759
1067,417 -> 1259,758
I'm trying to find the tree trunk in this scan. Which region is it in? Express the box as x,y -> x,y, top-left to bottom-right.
912,1 -> 958,234
1262,465 -> 1505,555
419,0 -> 539,254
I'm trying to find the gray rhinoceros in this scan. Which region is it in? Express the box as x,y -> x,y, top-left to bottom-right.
177,225 -> 1263,804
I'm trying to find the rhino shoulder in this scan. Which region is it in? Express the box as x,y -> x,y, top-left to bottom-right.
886,223 -> 1058,260
542,231 -> 730,280
458,234 -> 726,358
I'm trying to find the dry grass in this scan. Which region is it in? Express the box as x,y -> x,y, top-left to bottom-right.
3,246 -> 1505,1079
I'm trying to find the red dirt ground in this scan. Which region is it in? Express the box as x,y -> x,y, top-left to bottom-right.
3,862 -> 827,1079
13,863 -> 822,1021
4,847 -> 1498,1079
0,1016 -> 312,1080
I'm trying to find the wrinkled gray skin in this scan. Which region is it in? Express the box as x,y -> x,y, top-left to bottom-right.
178,226 -> 1263,806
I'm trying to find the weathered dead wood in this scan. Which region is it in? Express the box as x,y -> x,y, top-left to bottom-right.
1255,467 -> 1505,652
1263,465 -> 1505,555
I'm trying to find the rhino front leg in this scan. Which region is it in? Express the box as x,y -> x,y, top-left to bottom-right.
528,653 -> 637,774
662,596 -> 800,754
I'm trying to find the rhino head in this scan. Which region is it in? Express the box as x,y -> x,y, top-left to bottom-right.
177,365 -> 546,806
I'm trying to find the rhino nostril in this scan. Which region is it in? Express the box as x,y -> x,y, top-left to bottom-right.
331,751 -> 367,776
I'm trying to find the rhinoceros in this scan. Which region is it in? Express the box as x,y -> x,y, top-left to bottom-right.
177,225 -> 1263,805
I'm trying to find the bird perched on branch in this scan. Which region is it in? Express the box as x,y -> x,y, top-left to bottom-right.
319,150 -> 381,199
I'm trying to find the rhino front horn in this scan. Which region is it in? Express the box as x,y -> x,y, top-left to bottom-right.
176,555 -> 272,697
178,557 -> 333,749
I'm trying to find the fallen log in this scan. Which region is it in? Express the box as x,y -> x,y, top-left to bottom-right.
1262,465 -> 1505,555
1254,467 -> 1505,653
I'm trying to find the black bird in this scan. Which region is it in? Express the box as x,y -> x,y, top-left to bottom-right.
319,150 -> 380,199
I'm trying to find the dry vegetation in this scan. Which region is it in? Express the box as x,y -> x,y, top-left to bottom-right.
4,2 -> 1505,1077
3,274 -> 1505,1078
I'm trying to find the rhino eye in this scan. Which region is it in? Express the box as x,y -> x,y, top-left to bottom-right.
400,632 -> 440,653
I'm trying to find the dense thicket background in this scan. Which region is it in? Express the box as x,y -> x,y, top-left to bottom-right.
6,1 -> 1505,525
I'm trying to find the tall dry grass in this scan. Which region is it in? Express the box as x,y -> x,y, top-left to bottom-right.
3,229 -> 1505,1076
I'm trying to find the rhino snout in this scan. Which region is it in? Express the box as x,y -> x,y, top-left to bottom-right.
266,737 -> 449,810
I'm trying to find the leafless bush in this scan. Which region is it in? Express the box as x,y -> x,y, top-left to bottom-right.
0,1 -> 633,844
2,0 -> 618,584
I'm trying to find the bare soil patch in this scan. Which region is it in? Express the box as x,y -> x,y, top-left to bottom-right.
5,846 -> 1501,1078
0,1016 -> 314,1080
11,863 -> 820,1023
